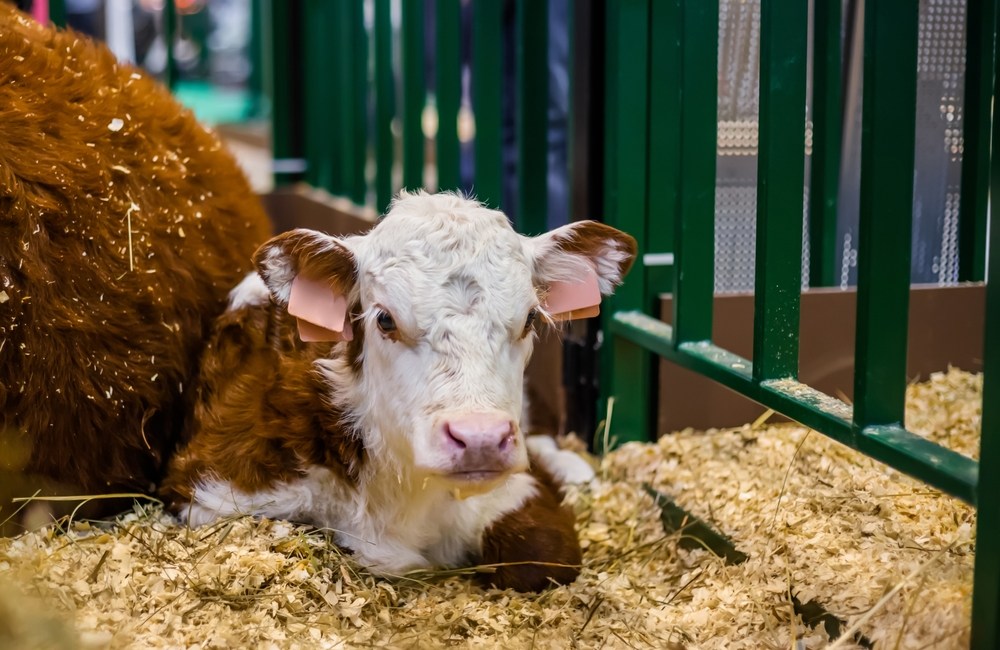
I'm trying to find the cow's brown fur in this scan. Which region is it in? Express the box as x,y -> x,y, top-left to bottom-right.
558,220 -> 638,280
159,302 -> 366,503
253,228 -> 369,365
0,6 -> 271,500
256,229 -> 359,298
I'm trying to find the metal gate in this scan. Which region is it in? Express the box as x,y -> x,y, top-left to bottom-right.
600,1 -> 999,647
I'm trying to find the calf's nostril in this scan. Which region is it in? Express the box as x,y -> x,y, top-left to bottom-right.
444,423 -> 468,449
498,433 -> 514,451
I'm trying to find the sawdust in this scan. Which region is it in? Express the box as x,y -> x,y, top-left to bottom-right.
608,368 -> 978,649
0,369 -> 980,649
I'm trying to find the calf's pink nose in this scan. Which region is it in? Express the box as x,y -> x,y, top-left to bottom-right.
444,413 -> 514,452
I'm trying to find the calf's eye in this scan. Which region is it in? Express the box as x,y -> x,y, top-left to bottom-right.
376,310 -> 397,333
523,308 -> 538,332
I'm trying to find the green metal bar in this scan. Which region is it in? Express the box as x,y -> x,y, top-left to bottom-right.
472,0 -> 503,210
436,0 -> 461,192
970,8 -> 1000,645
613,311 -> 850,441
672,0 -> 718,346
646,0 -> 681,278
330,0 -> 366,201
856,426 -> 978,505
752,0 -> 808,381
331,0 -> 352,195
303,0 -> 337,192
600,0 -> 651,445
958,0 -> 996,282
852,0 -> 918,429
248,0 -> 264,119
267,0 -> 305,186
516,0 -> 549,235
402,0 -> 425,190
375,0 -> 394,214
164,0 -> 178,90
348,0 -> 368,205
808,0 -> 843,288
972,273 -> 1000,639
610,311 -> 978,504
48,0 -> 66,27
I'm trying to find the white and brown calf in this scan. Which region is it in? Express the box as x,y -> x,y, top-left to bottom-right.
162,192 -> 636,591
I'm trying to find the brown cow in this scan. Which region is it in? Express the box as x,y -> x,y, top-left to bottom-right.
0,5 -> 271,525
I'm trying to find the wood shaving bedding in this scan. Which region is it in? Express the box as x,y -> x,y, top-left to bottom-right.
0,369 -> 980,649
606,368 -> 978,649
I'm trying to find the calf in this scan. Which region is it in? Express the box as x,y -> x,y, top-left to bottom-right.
0,5 -> 272,513
162,192 -> 636,590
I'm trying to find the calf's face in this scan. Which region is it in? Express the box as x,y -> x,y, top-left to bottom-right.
255,193 -> 636,493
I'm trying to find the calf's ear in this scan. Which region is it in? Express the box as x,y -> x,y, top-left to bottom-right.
253,229 -> 359,342
527,221 -> 638,320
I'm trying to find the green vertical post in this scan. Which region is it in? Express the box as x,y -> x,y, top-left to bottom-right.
436,0 -> 461,192
375,0 -> 395,214
303,0 -> 337,192
752,0 -> 807,381
472,0 -> 503,209
327,0 -> 367,203
268,0 -> 305,186
808,0 -> 843,288
349,0 -> 368,205
516,0 -> 549,234
852,0 -> 918,430
972,84 -> 1000,650
970,10 -> 1000,646
971,175 -> 1000,647
332,0 -> 352,196
248,0 -> 264,119
48,0 -> 66,27
402,0 -> 425,191
646,0 -> 681,285
164,0 -> 178,90
672,0 -> 718,346
958,0 -> 996,283
600,0 -> 650,445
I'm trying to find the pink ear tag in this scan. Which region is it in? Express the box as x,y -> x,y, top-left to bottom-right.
543,266 -> 602,321
287,275 -> 354,342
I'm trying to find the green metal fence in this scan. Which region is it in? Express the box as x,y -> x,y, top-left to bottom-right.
260,0 -> 997,644
264,0 -> 557,235
601,0 -> 999,647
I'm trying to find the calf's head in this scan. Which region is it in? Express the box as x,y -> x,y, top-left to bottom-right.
255,192 -> 636,492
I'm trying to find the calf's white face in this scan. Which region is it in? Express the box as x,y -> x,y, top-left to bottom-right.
256,192 -> 636,493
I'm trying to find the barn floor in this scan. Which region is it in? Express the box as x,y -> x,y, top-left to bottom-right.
0,370 -> 979,649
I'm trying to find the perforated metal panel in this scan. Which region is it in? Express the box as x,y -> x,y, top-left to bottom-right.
714,0 -> 812,293
915,0 -> 966,284
838,0 -> 967,287
716,0 -> 969,292
714,183 -> 758,293
715,0 -> 764,294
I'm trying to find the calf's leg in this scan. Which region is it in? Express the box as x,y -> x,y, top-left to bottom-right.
478,465 -> 582,591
